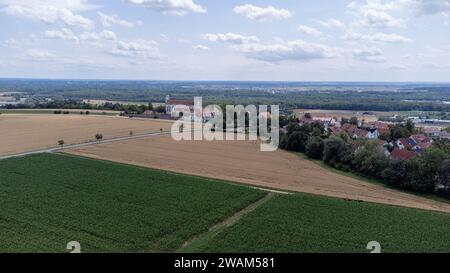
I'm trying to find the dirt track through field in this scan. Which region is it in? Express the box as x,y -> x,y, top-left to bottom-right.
66,135 -> 450,214
0,114 -> 172,156
178,192 -> 275,252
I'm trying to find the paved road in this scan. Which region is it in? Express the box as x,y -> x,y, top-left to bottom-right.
0,131 -> 172,160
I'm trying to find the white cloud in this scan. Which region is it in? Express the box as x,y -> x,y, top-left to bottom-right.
127,0 -> 206,16
192,45 -> 210,51
26,49 -> 56,61
344,31 -> 412,43
99,30 -> 118,41
202,33 -> 259,44
111,39 -> 162,60
371,32 -> 412,43
351,47 -> 386,62
347,0 -> 450,30
298,25 -> 323,38
0,0 -> 96,29
2,36 -> 38,48
44,26 -> 162,62
316,18 -> 346,29
45,28 -> 79,42
98,12 -> 136,28
233,4 -> 292,22
422,62 -> 449,69
392,0 -> 450,16
45,29 -> 117,46
232,40 -> 336,62
357,8 -> 403,28
389,64 -> 408,70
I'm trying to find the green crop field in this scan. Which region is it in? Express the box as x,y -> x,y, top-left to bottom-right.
0,153 -> 264,253
189,194 -> 450,253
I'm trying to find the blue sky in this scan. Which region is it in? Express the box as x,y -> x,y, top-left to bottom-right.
0,0 -> 449,81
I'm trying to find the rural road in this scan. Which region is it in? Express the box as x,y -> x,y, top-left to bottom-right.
0,130 -> 172,160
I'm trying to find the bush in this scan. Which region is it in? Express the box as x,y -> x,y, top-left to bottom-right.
305,136 -> 324,159
323,136 -> 347,167
437,159 -> 450,197
353,141 -> 389,179
381,160 -> 410,187
286,131 -> 309,152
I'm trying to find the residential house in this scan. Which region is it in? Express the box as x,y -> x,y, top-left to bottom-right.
367,129 -> 380,139
390,148 -> 417,161
395,138 -> 412,150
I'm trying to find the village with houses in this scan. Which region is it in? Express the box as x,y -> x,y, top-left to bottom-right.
293,111 -> 450,162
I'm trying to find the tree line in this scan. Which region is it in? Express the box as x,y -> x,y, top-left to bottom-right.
1,100 -> 166,115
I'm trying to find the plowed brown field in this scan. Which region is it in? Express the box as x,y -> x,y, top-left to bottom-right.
65,135 -> 450,214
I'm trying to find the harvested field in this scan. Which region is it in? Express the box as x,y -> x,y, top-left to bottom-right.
66,135 -> 450,213
0,114 -> 172,156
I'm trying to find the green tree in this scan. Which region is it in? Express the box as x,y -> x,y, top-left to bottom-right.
341,117 -> 350,125
353,141 -> 389,179
350,116 -> 359,126
286,131 -> 309,152
381,159 -> 410,187
58,140 -> 65,147
406,147 -> 449,193
389,124 -> 408,140
323,136 -> 347,167
305,136 -> 324,159
156,105 -> 166,114
95,134 -> 103,143
405,119 -> 415,135
437,159 -> 450,197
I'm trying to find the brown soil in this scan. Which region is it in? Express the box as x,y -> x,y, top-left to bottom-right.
65,135 -> 450,214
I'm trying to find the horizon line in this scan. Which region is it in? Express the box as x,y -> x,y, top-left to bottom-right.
1,77 -> 450,84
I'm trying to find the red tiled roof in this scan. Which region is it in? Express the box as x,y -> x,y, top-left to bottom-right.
341,124 -> 357,133
377,127 -> 390,135
398,138 -> 412,149
353,128 -> 368,138
411,134 -> 431,143
391,148 -> 416,161
329,126 -> 343,135
417,142 -> 432,149
374,121 -> 390,129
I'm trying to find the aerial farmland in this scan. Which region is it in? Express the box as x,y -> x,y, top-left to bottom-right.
1,112 -> 450,254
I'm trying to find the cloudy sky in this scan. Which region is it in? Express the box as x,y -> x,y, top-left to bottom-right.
0,0 -> 450,81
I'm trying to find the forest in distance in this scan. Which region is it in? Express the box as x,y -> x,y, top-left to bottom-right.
2,79 -> 450,112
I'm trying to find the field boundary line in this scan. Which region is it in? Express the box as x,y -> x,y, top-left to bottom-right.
177,192 -> 275,252
250,186 -> 290,195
